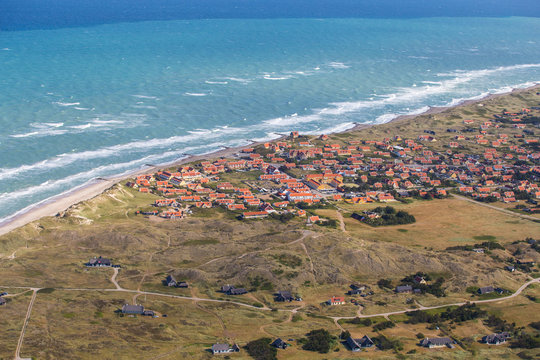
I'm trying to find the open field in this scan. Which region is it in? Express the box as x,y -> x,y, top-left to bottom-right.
333,197 -> 540,249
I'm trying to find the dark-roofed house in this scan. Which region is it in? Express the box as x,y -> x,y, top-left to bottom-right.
0,297 -> 6,306
477,286 -> 494,295
221,285 -> 233,293
221,285 -> 247,295
165,275 -> 177,287
86,256 -> 112,267
482,332 -> 510,345
143,310 -> 155,317
395,285 -> 413,294
211,343 -> 240,355
228,288 -> 248,295
177,281 -> 189,288
275,291 -> 293,302
271,338 -> 288,349
419,337 -> 454,348
350,284 -> 366,291
122,304 -> 144,315
346,335 -> 374,351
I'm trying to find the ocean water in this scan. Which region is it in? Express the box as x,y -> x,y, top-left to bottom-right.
0,17 -> 539,223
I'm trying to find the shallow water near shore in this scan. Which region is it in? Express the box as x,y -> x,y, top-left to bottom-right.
0,17 -> 540,222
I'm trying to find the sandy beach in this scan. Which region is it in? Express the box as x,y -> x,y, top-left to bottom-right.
0,83 -> 538,237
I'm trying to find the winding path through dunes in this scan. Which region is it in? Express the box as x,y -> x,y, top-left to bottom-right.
110,267 -> 121,290
330,277 -> 540,321
5,277 -> 539,359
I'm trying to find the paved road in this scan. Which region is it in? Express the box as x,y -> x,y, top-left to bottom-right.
451,193 -> 539,222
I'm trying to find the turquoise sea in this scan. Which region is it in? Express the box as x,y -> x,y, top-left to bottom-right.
0,17 -> 539,222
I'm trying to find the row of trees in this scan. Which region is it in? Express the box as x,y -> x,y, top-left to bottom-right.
446,240 -> 505,252
405,303 -> 487,324
360,206 -> 416,227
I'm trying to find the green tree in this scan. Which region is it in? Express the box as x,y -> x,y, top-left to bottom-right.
302,329 -> 337,353
245,338 -> 277,360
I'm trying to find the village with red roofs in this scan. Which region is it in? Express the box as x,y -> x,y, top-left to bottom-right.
128,106 -> 540,224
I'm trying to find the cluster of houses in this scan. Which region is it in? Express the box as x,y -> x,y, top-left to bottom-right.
117,106 -> 537,355
127,105 -> 539,223
476,286 -> 509,296
210,338 -> 289,355
482,332 -> 511,345
346,335 -> 456,352
164,275 -> 188,288
208,331 -> 510,356
346,335 -> 374,351
395,275 -> 428,294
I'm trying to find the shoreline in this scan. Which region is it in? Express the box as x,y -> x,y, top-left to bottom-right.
0,83 -> 538,237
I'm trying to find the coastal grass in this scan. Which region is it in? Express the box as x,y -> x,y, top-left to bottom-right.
0,292 -> 31,359
340,197 -> 540,250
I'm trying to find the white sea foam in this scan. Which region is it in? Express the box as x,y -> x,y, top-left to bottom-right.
250,132 -> 283,143
74,107 -> 90,111
131,105 -> 158,109
187,129 -> 212,135
1,48 -> 11,51
0,125 -> 248,182
68,118 -> 127,130
408,55 -> 432,60
0,149 -> 193,208
205,80 -> 228,85
53,101 -> 80,107
10,128 -> 67,138
184,92 -> 208,96
261,64 -> 540,130
328,62 -> 350,69
315,122 -> 356,135
436,63 -> 540,78
263,113 -> 321,127
131,94 -> 159,99
407,106 -> 431,115
10,132 -> 40,138
70,124 -> 93,130
42,122 -> 64,128
490,81 -> 538,95
222,77 -> 252,84
373,105 -> 432,124
375,113 -> 399,124
262,74 -> 294,80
